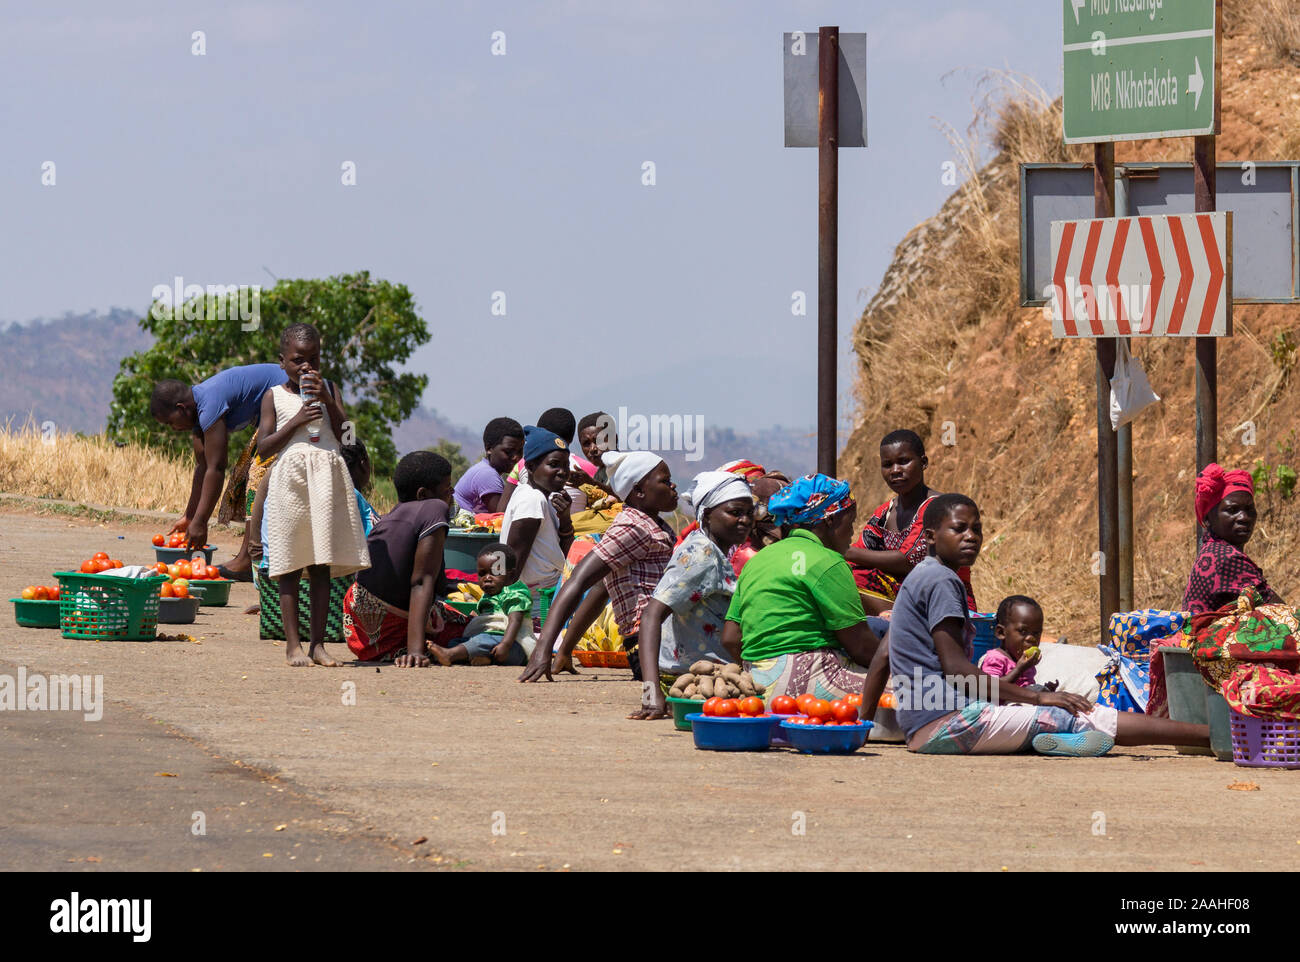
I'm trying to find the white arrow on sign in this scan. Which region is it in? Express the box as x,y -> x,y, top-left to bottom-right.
1048,211 -> 1232,338
1188,56 -> 1205,111
1071,0 -> 1085,26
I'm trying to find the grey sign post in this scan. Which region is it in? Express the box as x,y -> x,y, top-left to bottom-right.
783,28 -> 866,476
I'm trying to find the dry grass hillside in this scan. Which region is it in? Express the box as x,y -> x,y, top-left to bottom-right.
843,1 -> 1300,638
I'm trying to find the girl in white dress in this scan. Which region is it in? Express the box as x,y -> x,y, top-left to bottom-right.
257,323 -> 370,666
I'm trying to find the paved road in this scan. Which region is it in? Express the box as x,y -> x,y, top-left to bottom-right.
0,662 -> 443,871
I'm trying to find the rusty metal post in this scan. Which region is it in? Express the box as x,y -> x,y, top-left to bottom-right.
817,26 -> 839,477
1194,135 -> 1218,481
1095,143 -> 1120,641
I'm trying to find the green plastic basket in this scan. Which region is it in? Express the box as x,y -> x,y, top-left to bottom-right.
54,571 -> 167,641
10,598 -> 62,628
187,579 -> 233,606
667,696 -> 703,731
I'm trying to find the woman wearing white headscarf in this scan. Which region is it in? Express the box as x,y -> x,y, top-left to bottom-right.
630,472 -> 756,720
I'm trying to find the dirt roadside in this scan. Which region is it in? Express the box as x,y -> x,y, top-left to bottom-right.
1,508 -> 1295,872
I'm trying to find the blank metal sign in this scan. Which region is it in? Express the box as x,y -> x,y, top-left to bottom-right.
1020,161 -> 1299,306
783,32 -> 867,148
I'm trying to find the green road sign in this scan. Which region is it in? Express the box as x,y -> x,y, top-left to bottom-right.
1062,0 -> 1219,144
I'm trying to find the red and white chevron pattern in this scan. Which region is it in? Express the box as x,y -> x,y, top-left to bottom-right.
1048,211 -> 1231,337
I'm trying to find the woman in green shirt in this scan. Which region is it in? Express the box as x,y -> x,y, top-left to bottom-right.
722,474 -> 884,703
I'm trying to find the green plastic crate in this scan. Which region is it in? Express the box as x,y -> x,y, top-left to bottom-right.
54,571 -> 167,641
10,598 -> 61,628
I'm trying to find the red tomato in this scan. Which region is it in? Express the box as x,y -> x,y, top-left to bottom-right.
714,699 -> 739,717
739,697 -> 764,717
48,586 -> 60,600
20,586 -> 36,600
160,582 -> 175,598
806,699 -> 832,720
110,559 -> 123,569
702,697 -> 721,717
167,564 -> 181,579
177,561 -> 192,579
92,551 -> 109,562
845,693 -> 863,707
173,582 -> 189,599
795,693 -> 817,714
80,560 -> 96,573
155,562 -> 169,575
804,716 -> 824,725
93,560 -> 112,573
830,699 -> 858,723
771,695 -> 798,715
33,586 -> 49,600
152,534 -> 165,546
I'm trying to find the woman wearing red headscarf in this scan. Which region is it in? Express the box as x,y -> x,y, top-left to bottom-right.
1183,463 -> 1283,615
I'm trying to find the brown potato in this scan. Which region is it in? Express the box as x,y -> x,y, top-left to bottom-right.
697,676 -> 715,698
720,662 -> 743,677
689,661 -> 715,675
683,684 -> 698,699
736,676 -> 757,696
675,673 -> 697,688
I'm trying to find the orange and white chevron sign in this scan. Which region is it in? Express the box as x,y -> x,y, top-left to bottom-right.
1048,211 -> 1232,337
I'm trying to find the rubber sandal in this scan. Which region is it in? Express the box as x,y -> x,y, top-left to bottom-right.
1031,731 -> 1115,757
217,564 -> 253,583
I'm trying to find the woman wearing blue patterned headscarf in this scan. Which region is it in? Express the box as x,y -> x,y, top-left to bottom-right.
721,474 -> 887,708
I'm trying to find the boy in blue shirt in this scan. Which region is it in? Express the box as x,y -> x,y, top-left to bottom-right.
879,493 -> 1210,757
151,362 -> 286,575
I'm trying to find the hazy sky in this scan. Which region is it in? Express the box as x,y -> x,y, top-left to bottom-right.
1,0 -> 1062,438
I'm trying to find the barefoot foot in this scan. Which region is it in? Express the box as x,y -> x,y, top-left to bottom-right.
430,646 -> 455,667
309,643 -> 341,667
286,646 -> 313,667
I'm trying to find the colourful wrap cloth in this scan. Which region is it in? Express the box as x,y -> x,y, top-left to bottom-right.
766,474 -> 853,526
1095,609 -> 1188,713
1190,588 -> 1300,720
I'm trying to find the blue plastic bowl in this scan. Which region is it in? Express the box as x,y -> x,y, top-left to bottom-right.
779,719 -> 874,755
686,713 -> 775,752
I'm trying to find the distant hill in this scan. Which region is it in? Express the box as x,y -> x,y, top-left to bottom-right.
0,308 -> 150,433
0,311 -> 818,477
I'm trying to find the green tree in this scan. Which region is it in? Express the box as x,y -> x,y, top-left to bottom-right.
425,439 -> 470,486
108,272 -> 429,477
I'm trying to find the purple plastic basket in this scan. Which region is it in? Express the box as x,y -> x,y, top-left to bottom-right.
1229,709 -> 1300,769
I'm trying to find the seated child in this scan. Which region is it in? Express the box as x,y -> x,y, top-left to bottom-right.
500,425 -> 576,631
453,417 -> 525,514
978,595 -> 1056,691
432,544 -> 535,666
344,451 -> 470,667
881,493 -> 1210,757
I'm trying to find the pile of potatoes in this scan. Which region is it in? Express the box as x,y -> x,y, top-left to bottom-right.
669,661 -> 765,701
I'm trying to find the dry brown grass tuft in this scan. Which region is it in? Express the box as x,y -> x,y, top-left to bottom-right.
1235,0 -> 1300,65
0,419 -> 192,514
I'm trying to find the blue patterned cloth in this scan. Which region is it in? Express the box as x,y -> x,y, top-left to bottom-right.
1095,609 -> 1189,712
766,474 -> 853,526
